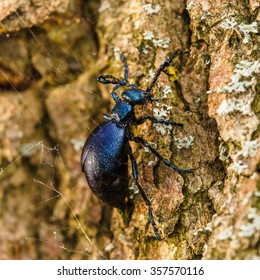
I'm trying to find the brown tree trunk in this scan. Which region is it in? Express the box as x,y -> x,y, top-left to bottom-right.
0,0 -> 259,260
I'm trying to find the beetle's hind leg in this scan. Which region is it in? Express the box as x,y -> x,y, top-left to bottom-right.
128,148 -> 162,241
130,135 -> 193,173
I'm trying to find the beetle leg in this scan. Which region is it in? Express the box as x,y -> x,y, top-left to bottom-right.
111,84 -> 122,103
130,135 -> 193,173
135,115 -> 183,127
128,148 -> 162,241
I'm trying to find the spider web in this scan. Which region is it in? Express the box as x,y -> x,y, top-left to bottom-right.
0,6 -> 111,260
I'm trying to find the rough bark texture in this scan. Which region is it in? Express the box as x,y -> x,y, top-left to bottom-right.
0,0 -> 68,33
0,0 -> 259,260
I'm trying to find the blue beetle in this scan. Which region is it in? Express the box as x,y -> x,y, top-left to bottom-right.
81,49 -> 193,240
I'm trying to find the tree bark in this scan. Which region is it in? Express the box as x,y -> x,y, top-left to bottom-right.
0,0 -> 68,33
0,0 -> 259,260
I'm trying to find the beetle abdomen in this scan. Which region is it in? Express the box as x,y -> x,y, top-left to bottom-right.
81,122 -> 129,209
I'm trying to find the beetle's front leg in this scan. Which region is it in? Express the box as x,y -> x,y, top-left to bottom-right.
135,115 -> 183,127
111,84 -> 122,103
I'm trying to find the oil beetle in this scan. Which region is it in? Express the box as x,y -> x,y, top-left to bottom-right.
81,49 -> 193,240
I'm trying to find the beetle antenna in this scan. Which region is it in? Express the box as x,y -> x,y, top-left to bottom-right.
145,49 -> 184,93
121,53 -> 129,81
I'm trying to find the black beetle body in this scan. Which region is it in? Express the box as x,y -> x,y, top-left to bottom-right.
81,50 -> 192,240
81,121 -> 129,210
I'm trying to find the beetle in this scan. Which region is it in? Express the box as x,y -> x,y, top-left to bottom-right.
81,49 -> 193,240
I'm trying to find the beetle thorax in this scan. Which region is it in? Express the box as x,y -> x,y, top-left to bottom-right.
121,89 -> 148,104
110,101 -> 134,124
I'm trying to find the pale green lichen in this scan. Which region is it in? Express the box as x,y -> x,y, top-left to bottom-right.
193,221 -> 213,236
142,45 -> 152,54
143,31 -> 155,40
220,18 -> 258,44
217,60 -> 260,94
186,0 -> 195,11
239,22 -> 258,44
219,18 -> 237,29
113,47 -> 121,61
217,226 -> 233,240
174,135 -> 194,150
217,98 -> 251,116
144,69 -> 156,83
70,139 -> 85,152
153,123 -> 172,136
162,85 -> 172,99
143,30 -> 171,49
153,37 -> 170,49
129,183 -> 139,199
238,208 -> 260,237
236,140 -> 260,158
148,158 -> 158,167
143,3 -> 161,15
153,104 -> 173,118
153,103 -> 173,135
227,140 -> 259,175
254,191 -> 260,197
228,160 -> 248,175
104,243 -> 115,252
